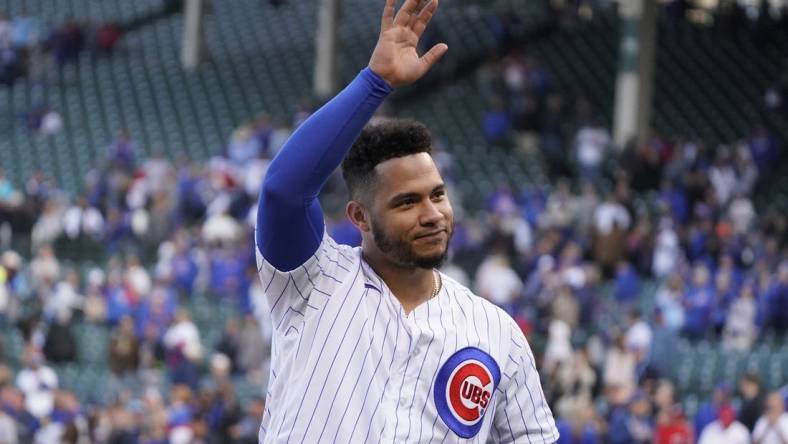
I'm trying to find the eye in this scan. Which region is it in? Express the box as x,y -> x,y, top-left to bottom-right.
398,198 -> 416,207
432,190 -> 446,200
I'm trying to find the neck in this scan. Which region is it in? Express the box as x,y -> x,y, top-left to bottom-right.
362,248 -> 436,314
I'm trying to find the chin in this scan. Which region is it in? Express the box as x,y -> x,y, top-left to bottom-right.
412,250 -> 449,269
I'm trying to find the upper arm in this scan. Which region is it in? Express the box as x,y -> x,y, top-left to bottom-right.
492,321 -> 559,444
255,184 -> 325,272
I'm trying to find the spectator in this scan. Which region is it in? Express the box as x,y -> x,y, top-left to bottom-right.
603,334 -> 637,400
45,270 -> 83,322
108,129 -> 136,171
202,209 -> 243,245
708,147 -> 738,206
649,309 -> 678,378
614,261 -> 641,303
592,196 -> 630,274
652,220 -> 682,278
544,320 -> 573,375
555,397 -> 602,444
475,250 -> 523,309
695,383 -> 732,437
551,285 -> 579,331
93,23 -> 121,54
0,385 -> 35,443
15,347 -> 58,419
43,311 -> 77,363
109,315 -> 140,376
29,244 -> 60,293
0,408 -> 16,444
543,178 -> 577,229
124,254 -> 152,298
739,373 -> 766,432
624,309 -> 652,364
553,349 -> 597,420
83,268 -> 107,322
683,263 -> 716,339
752,392 -> 788,444
654,406 -> 693,444
41,108 -> 64,136
136,283 -> 177,340
655,273 -> 686,331
215,317 -> 240,373
697,404 -> 749,444
166,384 -> 195,444
31,193 -> 64,248
748,125 -> 778,177
723,283 -> 758,351
482,98 -> 513,146
163,309 -> 202,390
63,196 -> 105,240
608,390 -> 653,444
574,118 -> 611,184
230,396 -> 265,444
236,315 -> 268,376
761,261 -> 788,332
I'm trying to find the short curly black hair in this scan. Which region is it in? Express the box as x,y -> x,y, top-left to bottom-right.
341,119 -> 432,202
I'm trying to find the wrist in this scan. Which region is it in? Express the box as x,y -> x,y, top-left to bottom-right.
362,67 -> 394,95
367,64 -> 394,87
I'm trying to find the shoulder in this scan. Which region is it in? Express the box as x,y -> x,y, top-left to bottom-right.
256,229 -> 360,274
442,273 -> 511,320
322,233 -> 360,259
441,273 -> 529,349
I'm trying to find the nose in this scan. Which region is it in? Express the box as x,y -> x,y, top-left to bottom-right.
419,200 -> 444,226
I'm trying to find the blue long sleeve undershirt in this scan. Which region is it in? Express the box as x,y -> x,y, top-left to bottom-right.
256,68 -> 392,271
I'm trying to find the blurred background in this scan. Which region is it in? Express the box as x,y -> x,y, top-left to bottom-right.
0,0 -> 786,442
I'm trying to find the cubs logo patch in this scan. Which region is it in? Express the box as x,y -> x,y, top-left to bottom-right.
434,347 -> 501,438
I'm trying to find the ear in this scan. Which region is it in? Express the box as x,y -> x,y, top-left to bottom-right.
346,200 -> 371,232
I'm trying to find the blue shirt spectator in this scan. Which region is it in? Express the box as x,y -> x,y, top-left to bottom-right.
614,261 -> 641,302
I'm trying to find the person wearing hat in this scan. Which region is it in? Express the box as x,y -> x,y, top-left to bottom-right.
698,404 -> 750,444
695,382 -> 732,436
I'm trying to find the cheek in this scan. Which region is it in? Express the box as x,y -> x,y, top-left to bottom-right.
380,212 -> 415,238
441,203 -> 454,225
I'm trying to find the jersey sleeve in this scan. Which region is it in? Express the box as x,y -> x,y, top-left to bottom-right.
255,229 -> 355,333
491,319 -> 559,444
256,68 -> 392,272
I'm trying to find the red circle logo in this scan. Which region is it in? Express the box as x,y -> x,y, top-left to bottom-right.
445,360 -> 494,425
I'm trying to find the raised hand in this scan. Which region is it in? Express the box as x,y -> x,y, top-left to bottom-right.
368,0 -> 448,87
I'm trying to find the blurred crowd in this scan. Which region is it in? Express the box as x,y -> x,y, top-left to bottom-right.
0,8 -> 121,88
464,34 -> 787,444
0,8 -> 120,138
0,121 -> 289,442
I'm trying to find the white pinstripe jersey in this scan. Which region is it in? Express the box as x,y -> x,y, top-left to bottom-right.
255,232 -> 559,444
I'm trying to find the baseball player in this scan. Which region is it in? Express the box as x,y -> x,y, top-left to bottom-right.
254,0 -> 558,442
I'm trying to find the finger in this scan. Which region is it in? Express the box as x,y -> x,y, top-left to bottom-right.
411,0 -> 438,38
418,42 -> 448,73
381,0 -> 396,31
406,0 -> 428,28
394,0 -> 421,27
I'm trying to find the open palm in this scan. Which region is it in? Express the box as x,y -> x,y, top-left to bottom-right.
368,0 -> 448,87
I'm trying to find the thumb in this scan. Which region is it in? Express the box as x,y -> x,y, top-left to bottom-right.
419,43 -> 448,72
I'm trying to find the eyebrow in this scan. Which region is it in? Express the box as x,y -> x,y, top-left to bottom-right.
388,184 -> 446,205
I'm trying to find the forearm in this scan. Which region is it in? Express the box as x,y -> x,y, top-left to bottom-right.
257,68 -> 392,270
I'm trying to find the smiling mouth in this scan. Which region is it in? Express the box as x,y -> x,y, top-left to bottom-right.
416,230 -> 446,240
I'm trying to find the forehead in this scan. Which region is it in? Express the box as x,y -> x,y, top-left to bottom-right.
373,153 -> 443,197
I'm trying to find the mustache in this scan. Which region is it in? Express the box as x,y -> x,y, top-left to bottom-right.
414,228 -> 449,239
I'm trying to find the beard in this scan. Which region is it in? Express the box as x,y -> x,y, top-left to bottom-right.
370,216 -> 452,269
